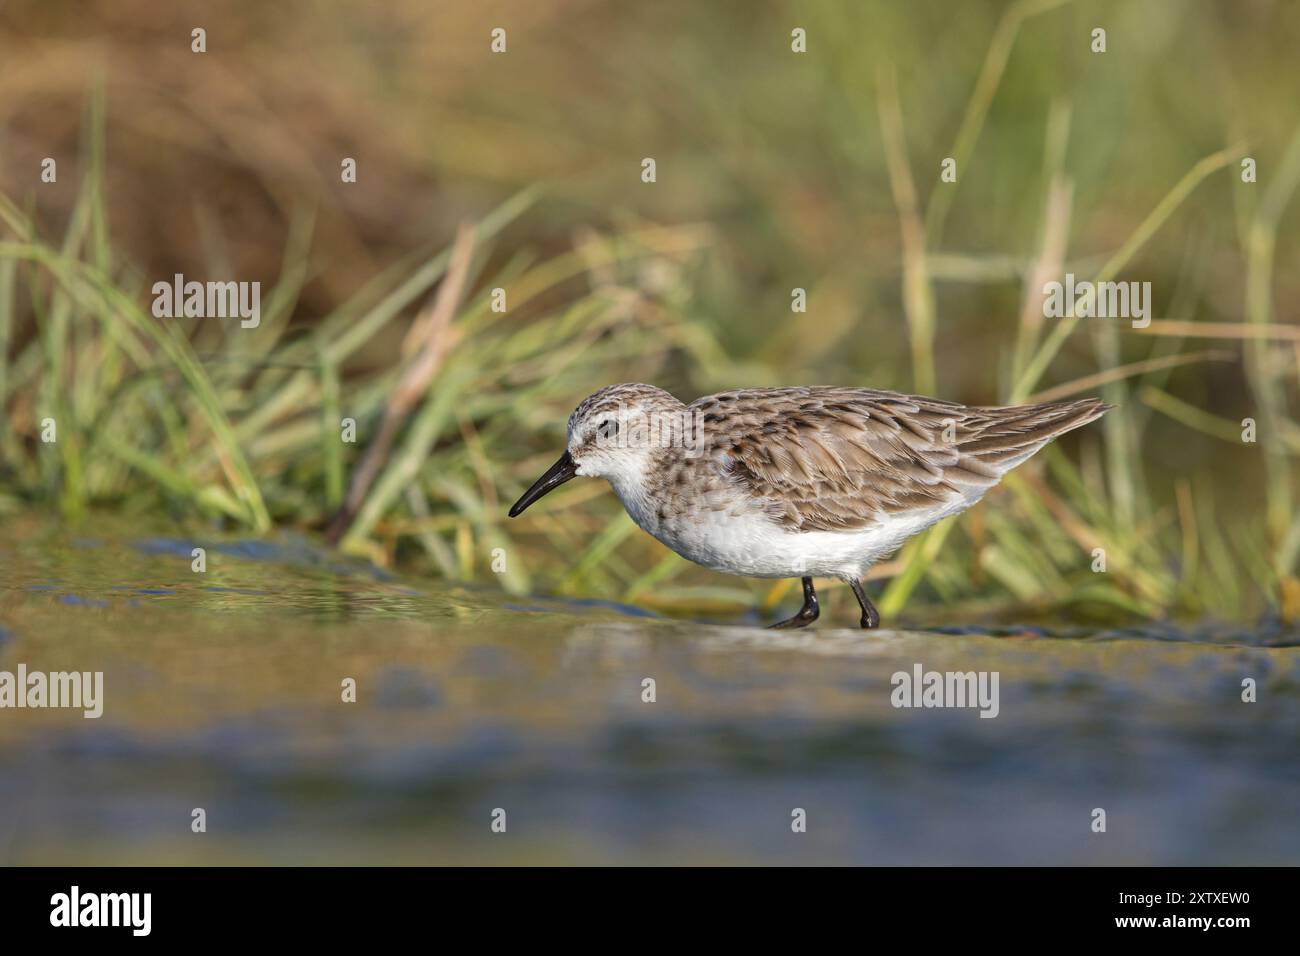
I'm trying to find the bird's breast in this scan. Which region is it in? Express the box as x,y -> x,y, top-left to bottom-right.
609,475 -> 827,578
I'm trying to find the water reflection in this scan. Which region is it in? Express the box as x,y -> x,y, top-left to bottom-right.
0,515 -> 1297,864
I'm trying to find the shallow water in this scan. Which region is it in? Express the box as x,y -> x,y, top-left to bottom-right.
1,515 -> 1297,865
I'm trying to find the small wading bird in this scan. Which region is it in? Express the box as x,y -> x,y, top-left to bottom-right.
509,384 -> 1110,629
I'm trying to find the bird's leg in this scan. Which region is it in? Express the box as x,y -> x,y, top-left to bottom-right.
848,579 -> 880,629
768,577 -> 819,629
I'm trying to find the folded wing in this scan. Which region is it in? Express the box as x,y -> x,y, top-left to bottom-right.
695,387 -> 1109,532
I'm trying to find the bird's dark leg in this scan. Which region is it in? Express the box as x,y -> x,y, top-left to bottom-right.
768,577 -> 819,629
848,579 -> 880,629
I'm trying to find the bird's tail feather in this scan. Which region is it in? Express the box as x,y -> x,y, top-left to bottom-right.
955,397 -> 1112,476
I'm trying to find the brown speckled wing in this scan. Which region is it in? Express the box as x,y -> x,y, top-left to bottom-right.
692,387 -> 1109,532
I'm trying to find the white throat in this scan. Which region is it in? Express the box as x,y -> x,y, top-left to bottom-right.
599,456 -> 662,533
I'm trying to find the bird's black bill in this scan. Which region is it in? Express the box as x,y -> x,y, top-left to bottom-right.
508,451 -> 578,517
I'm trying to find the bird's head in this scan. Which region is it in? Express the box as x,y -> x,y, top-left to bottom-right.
508,383 -> 690,516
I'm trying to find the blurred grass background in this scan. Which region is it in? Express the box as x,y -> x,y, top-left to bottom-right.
1,0 -> 1297,625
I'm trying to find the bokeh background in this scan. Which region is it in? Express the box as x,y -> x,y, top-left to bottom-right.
2,0 -> 1298,625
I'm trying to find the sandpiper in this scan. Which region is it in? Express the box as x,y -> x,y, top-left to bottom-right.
509,384 -> 1110,628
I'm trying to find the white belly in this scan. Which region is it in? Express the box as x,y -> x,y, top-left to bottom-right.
612,477 -> 980,581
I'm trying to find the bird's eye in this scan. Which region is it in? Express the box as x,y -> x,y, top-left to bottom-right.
597,418 -> 620,441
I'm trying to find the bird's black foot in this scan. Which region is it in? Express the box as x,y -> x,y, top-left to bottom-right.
768,577 -> 819,629
849,578 -> 881,629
